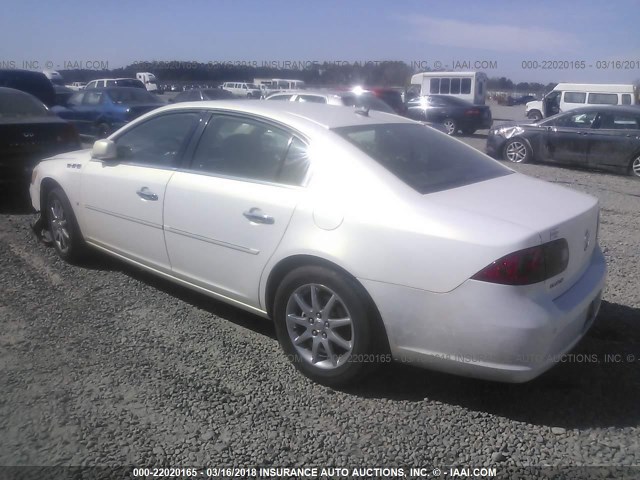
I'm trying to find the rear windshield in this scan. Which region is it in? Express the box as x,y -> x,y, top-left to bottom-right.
341,93 -> 395,114
107,89 -> 160,104
334,123 -> 511,194
0,90 -> 49,117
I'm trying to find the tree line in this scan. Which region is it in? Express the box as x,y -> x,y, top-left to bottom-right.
59,61 -> 564,93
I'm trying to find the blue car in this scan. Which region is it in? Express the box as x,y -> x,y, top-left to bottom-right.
52,87 -> 162,139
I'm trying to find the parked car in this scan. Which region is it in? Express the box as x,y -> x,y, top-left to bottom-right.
170,89 -> 235,103
0,87 -> 80,185
221,82 -> 262,98
486,105 -> 640,178
406,95 -> 492,135
54,85 -> 75,107
85,78 -> 146,90
66,82 -> 87,91
265,90 -> 395,114
29,101 -> 605,387
51,87 -> 162,139
0,69 -> 56,107
510,94 -> 536,106
368,87 -> 408,115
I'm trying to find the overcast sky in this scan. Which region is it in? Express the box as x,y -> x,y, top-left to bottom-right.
2,0 -> 639,84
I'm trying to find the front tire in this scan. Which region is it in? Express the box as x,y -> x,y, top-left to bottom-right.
273,266 -> 379,387
503,138 -> 532,163
46,187 -> 86,262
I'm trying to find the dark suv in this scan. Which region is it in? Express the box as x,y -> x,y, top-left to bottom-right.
0,69 -> 55,107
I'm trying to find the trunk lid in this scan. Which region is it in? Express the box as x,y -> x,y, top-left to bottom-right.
428,173 -> 600,297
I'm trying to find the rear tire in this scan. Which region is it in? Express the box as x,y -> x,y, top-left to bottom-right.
443,118 -> 458,135
527,110 -> 543,121
629,155 -> 640,179
46,187 -> 86,263
273,265 -> 381,387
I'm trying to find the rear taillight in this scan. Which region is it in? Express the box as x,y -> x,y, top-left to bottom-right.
472,239 -> 569,286
465,109 -> 481,115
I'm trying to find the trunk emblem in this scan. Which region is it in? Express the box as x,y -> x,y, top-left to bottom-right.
584,229 -> 591,251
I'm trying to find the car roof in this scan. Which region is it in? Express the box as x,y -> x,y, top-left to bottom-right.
85,87 -> 149,93
560,105 -> 640,114
158,99 -> 412,129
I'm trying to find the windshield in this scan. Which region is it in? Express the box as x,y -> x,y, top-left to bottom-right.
334,123 -> 512,194
107,89 -> 160,104
0,90 -> 49,118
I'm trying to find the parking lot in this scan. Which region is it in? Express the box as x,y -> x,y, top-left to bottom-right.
1,101 -> 639,471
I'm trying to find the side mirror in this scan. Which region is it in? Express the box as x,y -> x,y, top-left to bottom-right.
92,139 -> 117,160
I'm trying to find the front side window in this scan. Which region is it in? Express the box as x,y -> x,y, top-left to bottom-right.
191,115 -> 309,185
335,123 -> 511,194
440,78 -> 450,94
430,78 -> 440,94
588,93 -> 618,105
461,78 -> 472,94
564,92 -> 586,104
450,78 -> 461,94
552,111 -> 598,128
114,113 -> 199,167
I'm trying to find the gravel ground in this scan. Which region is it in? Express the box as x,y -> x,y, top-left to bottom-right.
1,118 -> 639,475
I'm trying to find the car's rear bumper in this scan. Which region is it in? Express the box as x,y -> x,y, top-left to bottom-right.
361,246 -> 607,383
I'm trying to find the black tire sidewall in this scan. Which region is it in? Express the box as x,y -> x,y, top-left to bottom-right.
273,265 -> 376,386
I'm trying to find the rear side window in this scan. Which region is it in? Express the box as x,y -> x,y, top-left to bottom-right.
622,94 -> 631,105
588,93 -> 618,105
334,123 -> 511,194
564,92 -> 586,103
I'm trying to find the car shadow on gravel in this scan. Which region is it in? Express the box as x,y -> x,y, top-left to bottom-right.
348,300 -> 640,429
67,251 -> 640,428
79,252 -> 278,340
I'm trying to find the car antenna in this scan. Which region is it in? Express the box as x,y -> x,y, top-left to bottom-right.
355,106 -> 370,117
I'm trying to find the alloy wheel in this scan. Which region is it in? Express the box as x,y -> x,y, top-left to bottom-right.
505,141 -> 528,163
49,198 -> 70,254
285,283 -> 354,370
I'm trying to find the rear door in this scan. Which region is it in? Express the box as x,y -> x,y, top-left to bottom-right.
163,113 -> 311,308
543,110 -> 597,165
588,110 -> 640,170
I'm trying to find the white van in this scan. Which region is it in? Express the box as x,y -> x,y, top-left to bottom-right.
136,72 -> 159,93
409,71 -> 488,105
221,82 -> 261,98
525,83 -> 637,120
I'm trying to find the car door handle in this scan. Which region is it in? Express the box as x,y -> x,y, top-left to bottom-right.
136,187 -> 158,201
243,208 -> 274,225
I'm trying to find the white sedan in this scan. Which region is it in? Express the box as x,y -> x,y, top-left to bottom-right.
29,100 -> 606,386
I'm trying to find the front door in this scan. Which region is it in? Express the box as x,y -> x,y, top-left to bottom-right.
79,111 -> 201,270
